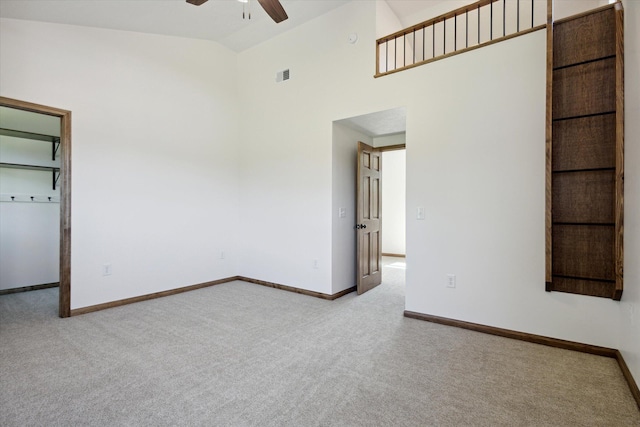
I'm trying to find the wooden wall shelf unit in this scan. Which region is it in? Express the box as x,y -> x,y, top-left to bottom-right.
0,127 -> 61,190
546,2 -> 624,300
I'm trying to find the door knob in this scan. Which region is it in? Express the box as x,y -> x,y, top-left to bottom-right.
355,224 -> 367,229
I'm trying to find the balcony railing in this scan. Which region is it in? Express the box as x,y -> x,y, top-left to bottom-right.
376,0 -> 547,77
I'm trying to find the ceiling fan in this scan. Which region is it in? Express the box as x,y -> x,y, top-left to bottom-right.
186,0 -> 288,24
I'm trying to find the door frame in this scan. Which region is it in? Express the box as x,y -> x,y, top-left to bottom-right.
378,144 -> 406,153
0,97 -> 72,318
379,142 -> 406,257
355,141 -> 406,294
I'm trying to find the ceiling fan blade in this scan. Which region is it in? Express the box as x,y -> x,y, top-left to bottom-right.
257,0 -> 288,23
186,0 -> 208,5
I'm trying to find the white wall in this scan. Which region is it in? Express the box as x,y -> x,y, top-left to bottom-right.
555,0 -> 603,19
402,31 -> 617,345
0,18 -> 240,309
236,1 -> 377,294
331,124 -> 371,293
0,107 -> 60,290
1,0 -> 638,389
381,149 -> 406,255
618,0 -> 640,398
236,0 -> 639,387
376,0 -> 404,38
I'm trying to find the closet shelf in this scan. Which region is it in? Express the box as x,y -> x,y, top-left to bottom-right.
0,162 -> 61,190
0,127 -> 60,160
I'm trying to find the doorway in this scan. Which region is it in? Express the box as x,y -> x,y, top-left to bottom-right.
380,145 -> 406,258
379,146 -> 406,296
331,107 -> 407,296
357,142 -> 406,294
0,97 -> 71,318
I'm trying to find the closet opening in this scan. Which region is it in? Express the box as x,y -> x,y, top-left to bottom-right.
0,97 -> 71,317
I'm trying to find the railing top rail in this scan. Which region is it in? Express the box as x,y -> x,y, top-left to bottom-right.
376,0 -> 500,44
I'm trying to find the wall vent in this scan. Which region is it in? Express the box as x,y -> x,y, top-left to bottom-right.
276,69 -> 290,83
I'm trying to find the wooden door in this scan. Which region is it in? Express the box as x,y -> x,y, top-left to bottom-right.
356,141 -> 382,294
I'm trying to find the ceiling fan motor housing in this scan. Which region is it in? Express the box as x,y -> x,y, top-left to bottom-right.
186,0 -> 288,23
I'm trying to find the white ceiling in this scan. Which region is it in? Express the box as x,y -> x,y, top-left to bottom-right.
0,0 -> 433,135
0,0 -> 351,52
0,0 -> 438,52
335,107 -> 406,137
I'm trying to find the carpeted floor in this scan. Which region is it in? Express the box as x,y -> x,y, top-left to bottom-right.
1,258 -> 639,426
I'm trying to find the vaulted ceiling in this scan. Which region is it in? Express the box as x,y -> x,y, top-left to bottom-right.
0,0 -> 430,135
0,0 -> 438,52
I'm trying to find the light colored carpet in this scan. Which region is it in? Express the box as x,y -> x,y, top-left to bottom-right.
1,258 -> 638,426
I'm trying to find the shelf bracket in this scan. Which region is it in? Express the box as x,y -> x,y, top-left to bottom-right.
52,137 -> 61,161
53,169 -> 60,190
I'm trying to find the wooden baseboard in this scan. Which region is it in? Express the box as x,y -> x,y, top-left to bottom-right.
238,276 -> 356,301
0,282 -> 59,296
70,277 -> 240,316
404,311 -> 617,356
615,350 -> 640,410
381,253 -> 405,258
70,276 -> 355,316
404,311 -> 640,410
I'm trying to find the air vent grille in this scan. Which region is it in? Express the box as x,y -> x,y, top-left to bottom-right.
276,69 -> 290,83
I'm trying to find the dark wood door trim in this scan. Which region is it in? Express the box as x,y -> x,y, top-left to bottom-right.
378,143 -> 406,152
0,96 -> 72,318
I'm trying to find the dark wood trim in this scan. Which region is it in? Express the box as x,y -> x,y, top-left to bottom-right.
382,253 -> 405,258
404,311 -> 640,409
547,3 -> 623,300
613,1 -> 624,301
375,25 -> 545,78
0,96 -> 71,318
404,311 -> 617,357
59,109 -> 71,317
0,282 -> 59,296
69,276 -> 355,316
239,276 -> 355,301
615,350 -> 640,410
378,143 -> 406,152
375,30 -> 381,76
545,0 -> 553,287
70,277 -> 241,316
377,0 -> 500,43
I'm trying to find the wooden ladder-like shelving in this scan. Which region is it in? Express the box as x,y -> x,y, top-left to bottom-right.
546,1 -> 624,300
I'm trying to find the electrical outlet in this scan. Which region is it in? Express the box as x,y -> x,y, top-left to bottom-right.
338,207 -> 346,218
220,251 -> 225,260
102,264 -> 112,276
447,274 -> 456,288
313,259 -> 319,269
